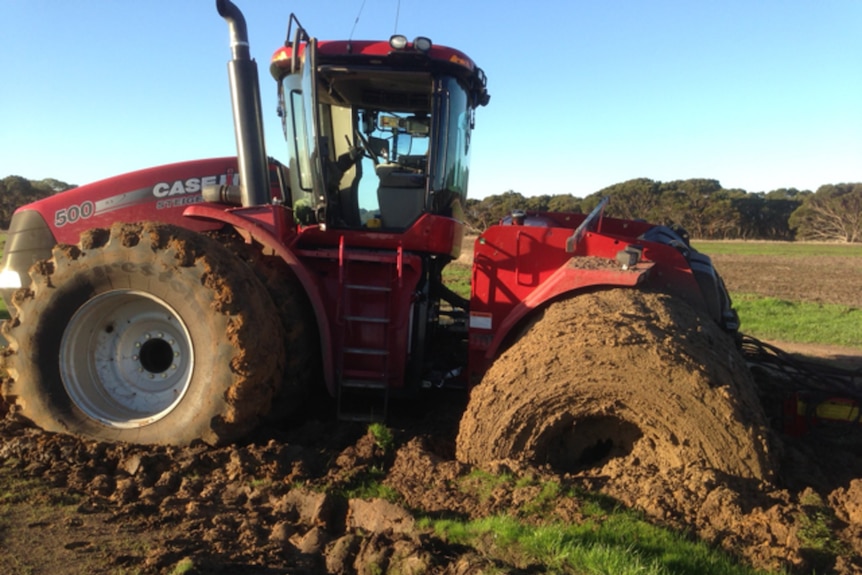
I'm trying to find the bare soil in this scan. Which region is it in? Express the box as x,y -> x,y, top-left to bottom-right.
711,253 -> 862,309
1,252 -> 861,574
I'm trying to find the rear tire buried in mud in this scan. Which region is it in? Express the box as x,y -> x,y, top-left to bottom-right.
456,289 -> 775,481
1,222 -> 285,446
208,230 -> 319,422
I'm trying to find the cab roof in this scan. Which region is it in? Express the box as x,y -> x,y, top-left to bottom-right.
270,39 -> 489,107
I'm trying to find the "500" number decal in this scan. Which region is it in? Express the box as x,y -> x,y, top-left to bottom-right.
54,201 -> 95,227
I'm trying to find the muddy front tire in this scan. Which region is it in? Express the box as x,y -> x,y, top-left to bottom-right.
456,289 -> 775,481
1,222 -> 285,446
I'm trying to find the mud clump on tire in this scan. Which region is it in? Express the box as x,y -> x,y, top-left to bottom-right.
456,289 -> 775,482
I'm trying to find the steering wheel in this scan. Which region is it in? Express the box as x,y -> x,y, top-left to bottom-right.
352,130 -> 380,167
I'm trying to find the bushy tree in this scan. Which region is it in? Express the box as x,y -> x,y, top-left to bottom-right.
462,178 -> 821,241
593,178 -> 662,222
789,183 -> 862,243
547,195 -> 582,213
0,176 -> 75,228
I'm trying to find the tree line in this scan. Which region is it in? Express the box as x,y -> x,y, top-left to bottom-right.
0,176 -> 76,228
465,178 -> 862,243
2,174 -> 860,242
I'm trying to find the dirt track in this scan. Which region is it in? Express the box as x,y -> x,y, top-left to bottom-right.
0,252 -> 861,574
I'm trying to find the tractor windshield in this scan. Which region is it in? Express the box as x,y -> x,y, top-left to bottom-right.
279,61 -> 474,230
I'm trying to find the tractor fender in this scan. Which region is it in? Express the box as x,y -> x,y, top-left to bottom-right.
183,203 -> 336,394
483,259 -> 654,364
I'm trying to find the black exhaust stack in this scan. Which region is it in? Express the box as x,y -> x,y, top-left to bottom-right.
216,0 -> 270,207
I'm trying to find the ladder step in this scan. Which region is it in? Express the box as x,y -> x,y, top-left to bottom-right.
343,368 -> 385,379
341,379 -> 388,390
345,283 -> 392,292
337,379 -> 389,422
336,242 -> 399,423
344,315 -> 390,324
344,347 -> 389,356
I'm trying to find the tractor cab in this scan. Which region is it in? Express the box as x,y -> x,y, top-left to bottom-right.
270,18 -> 490,232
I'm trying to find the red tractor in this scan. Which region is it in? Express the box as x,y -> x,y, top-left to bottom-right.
0,1 -> 772,479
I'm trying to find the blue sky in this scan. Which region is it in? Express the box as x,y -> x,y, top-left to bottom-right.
2,1 -> 860,199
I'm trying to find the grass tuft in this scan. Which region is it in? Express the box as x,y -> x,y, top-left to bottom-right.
423,512 -> 774,575
168,557 -> 196,575
734,295 -> 862,348
367,422 -> 395,454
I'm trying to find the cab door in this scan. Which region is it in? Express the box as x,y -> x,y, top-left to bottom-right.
282,37 -> 329,226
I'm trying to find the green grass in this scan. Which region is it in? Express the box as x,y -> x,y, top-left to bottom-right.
734,295 -> 862,348
338,464 -> 401,502
0,460 -> 82,509
458,468 -> 516,502
367,422 -> 395,454
168,557 -> 196,575
694,241 -> 862,347
422,511 -> 776,575
442,261 -> 471,300
693,240 -> 862,257
429,471 -> 782,574
795,491 -> 849,571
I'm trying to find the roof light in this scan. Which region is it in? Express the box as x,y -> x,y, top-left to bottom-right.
389,34 -> 408,50
413,36 -> 432,52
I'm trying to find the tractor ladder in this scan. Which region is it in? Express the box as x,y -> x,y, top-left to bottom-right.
335,236 -> 408,422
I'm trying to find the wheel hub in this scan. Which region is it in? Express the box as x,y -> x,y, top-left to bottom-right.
60,290 -> 194,428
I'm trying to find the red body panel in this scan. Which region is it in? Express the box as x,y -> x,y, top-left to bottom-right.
466,213 -> 708,384
17,157 -> 251,245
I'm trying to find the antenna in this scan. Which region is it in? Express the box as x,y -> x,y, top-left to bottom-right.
393,0 -> 401,34
349,0 -> 367,40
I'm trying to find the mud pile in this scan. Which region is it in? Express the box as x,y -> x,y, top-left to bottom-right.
458,289 -> 775,480
0,398 -> 861,573
0,288 -> 860,573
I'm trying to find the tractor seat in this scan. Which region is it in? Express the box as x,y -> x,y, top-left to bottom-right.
375,163 -> 426,229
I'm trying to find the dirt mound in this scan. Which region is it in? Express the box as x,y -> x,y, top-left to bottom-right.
0,418 -> 507,574
457,289 -> 775,480
0,286 -> 861,572
0,401 -> 861,574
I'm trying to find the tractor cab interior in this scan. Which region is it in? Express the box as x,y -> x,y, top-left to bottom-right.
362,112 -> 430,229
279,56 -> 475,232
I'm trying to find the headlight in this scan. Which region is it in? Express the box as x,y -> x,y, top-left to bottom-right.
413,36 -> 432,52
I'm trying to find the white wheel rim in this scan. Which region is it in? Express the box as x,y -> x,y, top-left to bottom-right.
60,289 -> 194,428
